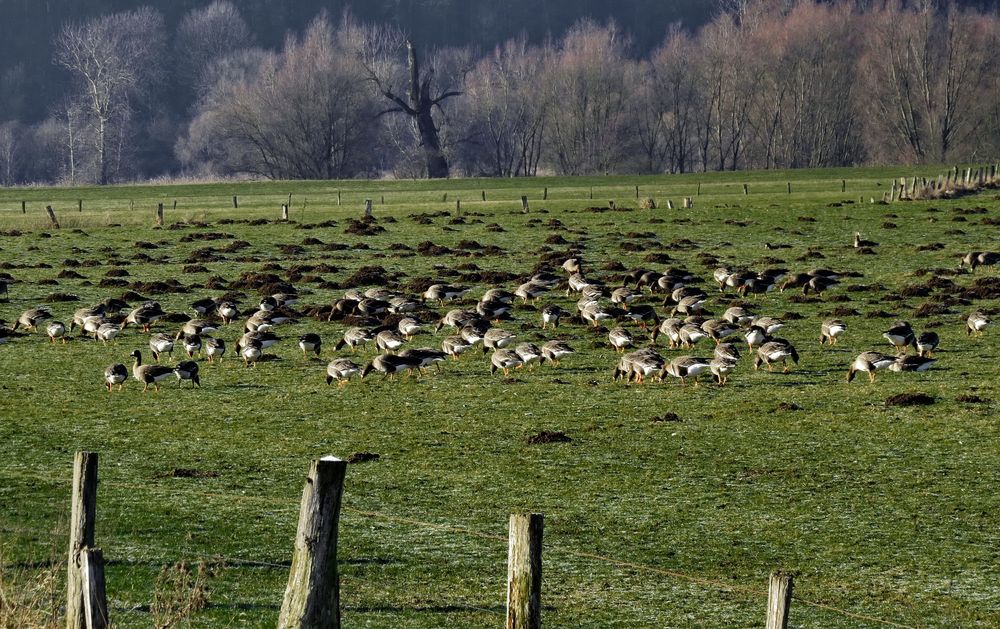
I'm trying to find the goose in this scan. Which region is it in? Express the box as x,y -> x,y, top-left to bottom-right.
267,292 -> 298,308
779,273 -> 811,292
240,340 -> 262,368
580,302 -> 615,327
566,273 -> 591,295
671,295 -> 706,317
751,316 -> 784,335
217,301 -> 240,324
70,305 -> 106,332
343,288 -> 366,302
327,298 -> 360,321
375,329 -> 405,353
237,330 -> 279,353
104,363 -> 128,392
423,284 -> 469,304
714,342 -> 741,363
298,333 -> 322,358
335,327 -> 373,352
541,304 -> 570,329
713,267 -> 732,291
883,321 -> 916,353
356,298 -> 389,317
514,280 -> 549,303
608,327 -> 633,353
701,319 -> 739,344
722,306 -> 753,325
581,284 -> 607,301
245,309 -> 293,331
204,336 -> 226,363
803,276 -> 839,295
81,315 -> 105,338
388,296 -> 420,314
916,331 -> 939,357
363,287 -> 395,301
960,251 -> 1000,271
130,349 -> 175,392
434,309 -> 478,333
724,270 -> 755,294
710,358 -> 737,385
610,287 -> 640,307
744,325 -> 768,351
490,349 -> 523,376
12,307 -> 51,332
622,304 -> 659,330
531,271 -> 561,287
847,351 -> 895,382
753,341 -> 800,373
483,328 -> 516,353
182,333 -> 202,358
326,358 -> 361,386
149,333 -> 175,362
541,340 -> 575,366
176,319 -> 218,340
46,321 -> 67,344
476,299 -> 513,321
442,335 -> 473,359
562,258 -> 582,274
173,361 -> 201,387
123,302 -> 165,332
737,275 -> 776,297
480,288 -> 515,304
967,311 -> 990,337
651,317 -> 683,348
678,323 -> 708,348
854,232 -> 878,248
621,349 -> 666,384
460,322 -> 489,345
889,355 -> 936,373
361,354 -> 422,379
820,319 -> 848,345
398,347 -> 447,373
664,356 -> 712,386
95,322 -> 121,345
191,297 -> 218,316
398,317 -> 423,340
513,343 -> 545,369
635,270 -> 663,292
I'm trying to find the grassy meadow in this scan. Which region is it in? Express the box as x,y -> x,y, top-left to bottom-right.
1,167 -> 999,627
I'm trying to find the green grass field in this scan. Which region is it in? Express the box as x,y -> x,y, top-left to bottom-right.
1,167 -> 999,627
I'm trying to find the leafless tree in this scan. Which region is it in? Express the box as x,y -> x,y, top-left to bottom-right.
647,27 -> 701,173
176,1 -> 255,103
54,8 -> 165,184
0,121 -> 20,185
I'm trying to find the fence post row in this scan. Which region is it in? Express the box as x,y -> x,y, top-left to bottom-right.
46,205 -> 60,229
278,456 -> 347,629
67,451 -> 101,629
506,513 -> 543,629
765,571 -> 793,629
156,203 -> 164,226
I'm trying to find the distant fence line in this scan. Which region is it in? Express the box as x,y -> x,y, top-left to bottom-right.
0,452 -> 923,628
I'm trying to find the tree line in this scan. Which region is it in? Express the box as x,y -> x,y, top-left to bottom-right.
0,0 -> 998,185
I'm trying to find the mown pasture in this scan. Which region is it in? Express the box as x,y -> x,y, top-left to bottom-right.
1,168 -> 999,627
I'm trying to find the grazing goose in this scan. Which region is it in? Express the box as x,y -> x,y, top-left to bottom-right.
753,341 -> 800,373
123,302 -> 165,332
820,319 -> 847,345
12,307 -> 51,332
204,336 -> 226,363
477,299 -> 513,321
580,302 -> 615,327
710,358 -> 737,385
398,347 -> 447,373
173,361 -> 201,387
566,273 -> 591,295
480,288 -> 515,305
176,319 -> 218,340
562,257 -> 582,274
744,325 -> 768,352
889,355 -> 936,373
217,301 -> 240,324
46,321 -> 67,344
751,316 -> 784,335
671,295 -> 706,317
483,328 -> 517,353
541,340 -> 575,366
514,343 -> 545,369
854,232 -> 878,248
375,329 -> 405,353
423,284 -> 469,304
916,331 -> 939,357
240,340 -> 262,368
803,275 -> 839,295
713,267 -> 732,292
714,342 -> 742,363
356,298 -> 389,318
95,322 -> 121,345
81,315 -> 105,338
441,335 -> 473,359
388,296 -> 420,314
847,351 -> 895,382
245,310 -> 291,332
191,297 -> 218,316
130,349 -> 175,392
635,270 -> 663,292
434,309 -> 478,333
104,363 -> 128,392
335,327 -> 374,352
608,327 -> 633,353
651,318 -> 683,348
363,287 -> 395,301
398,317 -> 423,340
327,298 -> 360,321
298,333 -> 322,358
622,305 -> 659,329
610,287 -> 640,307
779,273 -> 811,292
490,349 -> 523,376
531,271 -> 561,288
237,330 -> 279,354
182,334 -> 202,358
701,319 -> 739,344
326,358 -> 361,386
515,280 -> 549,304
664,356 -> 712,386
960,251 -> 1000,271
678,323 -> 708,348
883,321 -> 916,353
70,305 -> 106,332
149,333 -> 175,362
460,322 -> 488,345
722,306 -> 753,325
967,311 -> 991,337
362,354 -> 422,379
618,349 -> 666,384
541,304 -> 570,329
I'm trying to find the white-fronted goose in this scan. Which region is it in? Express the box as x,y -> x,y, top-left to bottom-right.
541,304 -> 570,329
298,333 -> 322,358
889,355 -> 936,373
130,349 -> 175,392
217,301 -> 239,324
442,335 -> 473,359
490,349 -> 523,376
820,319 -> 847,345
46,321 -> 67,344
362,354 -> 422,379
104,363 -> 128,392
326,358 -> 361,386
710,358 -> 736,385
388,296 -> 420,314
623,305 -> 659,330
95,322 -> 121,345
514,343 -> 544,369
241,341 -> 262,368
883,321 -> 916,353
678,323 -> 708,348
149,333 -> 175,362
714,342 -> 741,363
182,333 -> 202,358
398,347 -> 446,373
701,319 -> 739,343
123,302 -> 164,332
375,329 -> 405,353
652,317 -> 683,348
541,340 -> 574,366
916,331 -> 939,357
423,284 -> 469,304
722,306 -> 753,325
854,233 -> 878,248
477,299 -> 512,321
483,328 -> 516,353
847,351 -> 895,382
609,327 -> 633,353
205,336 -> 226,363
174,361 -> 201,387
967,311 -> 990,337
398,317 -> 423,340
12,307 -> 51,332
753,340 -> 799,372
515,280 -> 549,303
176,319 -> 218,340
335,327 -> 373,352
664,356 -> 711,386
562,258 -> 582,274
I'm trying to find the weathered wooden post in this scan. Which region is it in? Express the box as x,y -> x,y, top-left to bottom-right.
46,205 -> 60,229
455,199 -> 461,213
743,183 -> 749,195
278,456 -> 347,629
381,195 -> 385,205
697,182 -> 701,196
841,179 -> 846,193
78,199 -> 83,212
542,187 -> 548,200
81,548 -> 108,629
635,185 -> 639,199
364,199 -> 373,218
232,195 -> 238,208
589,186 -> 593,200
173,199 -> 177,210
786,182 -> 791,194
21,200 -> 25,213
337,190 -> 342,206
155,203 -> 164,226
521,196 -> 529,213
282,204 -> 289,221
506,513 -> 543,629
482,190 -> 486,202
765,572 -> 793,629
67,451 -> 98,629
890,182 -> 898,202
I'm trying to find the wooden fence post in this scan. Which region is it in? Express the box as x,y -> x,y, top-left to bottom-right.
364,199 -> 373,218
78,199 -> 83,212
697,182 -> 701,196
482,190 -> 486,202
786,182 -> 791,194
67,451 -> 98,629
743,183 -> 749,195
455,199 -> 461,213
521,196 -> 529,213
278,457 -> 347,629
589,186 -> 593,200
542,187 -> 547,200
46,205 -> 60,229
232,195 -> 238,208
155,203 -> 164,226
381,195 -> 385,205
282,204 -> 289,221
635,185 -> 639,199
21,200 -> 26,213
765,572 -> 793,629
337,190 -> 342,206
841,179 -> 846,193
173,199 -> 177,210
81,548 -> 108,629
506,513 -> 543,629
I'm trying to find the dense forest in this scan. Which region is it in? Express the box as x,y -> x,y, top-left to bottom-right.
0,0 -> 998,184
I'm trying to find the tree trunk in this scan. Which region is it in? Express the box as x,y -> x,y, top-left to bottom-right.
407,41 -> 449,179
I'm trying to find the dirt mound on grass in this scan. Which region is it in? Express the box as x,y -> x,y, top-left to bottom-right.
885,392 -> 935,407
527,430 -> 572,444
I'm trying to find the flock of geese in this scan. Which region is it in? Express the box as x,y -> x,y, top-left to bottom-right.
0,248 -> 994,392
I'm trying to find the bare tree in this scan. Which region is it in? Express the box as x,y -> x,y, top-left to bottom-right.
176,1 -> 255,104
0,121 -> 20,185
54,8 -> 165,184
647,27 -> 701,173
